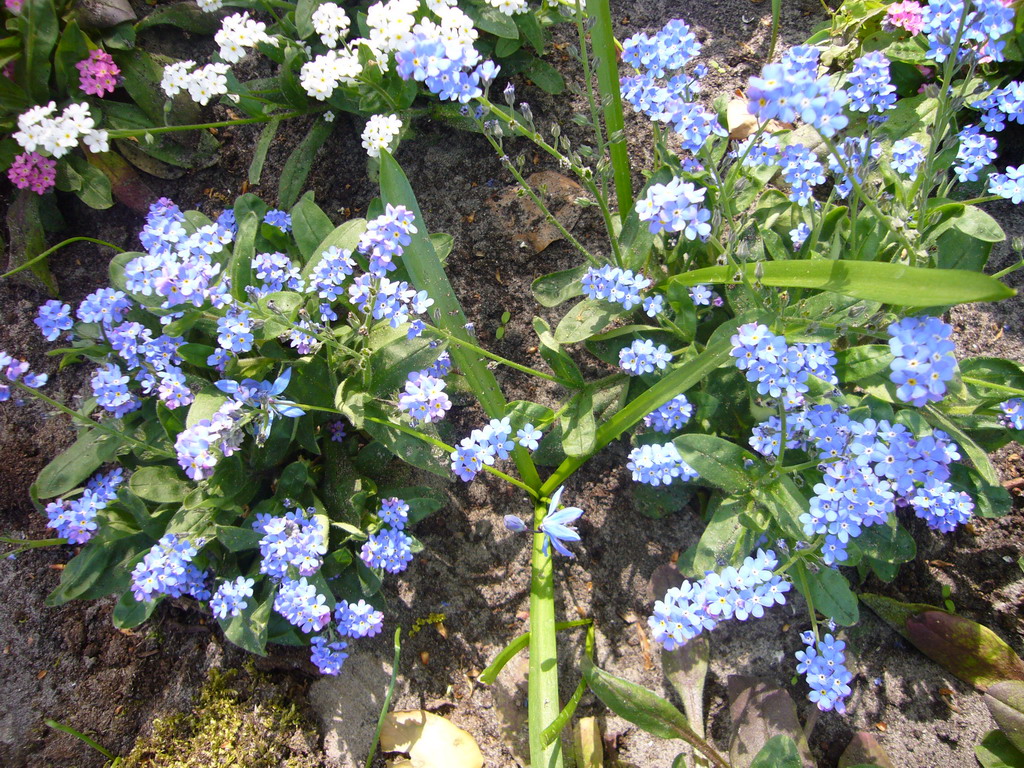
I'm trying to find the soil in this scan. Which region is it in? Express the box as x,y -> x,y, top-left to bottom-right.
2,0 -> 1024,766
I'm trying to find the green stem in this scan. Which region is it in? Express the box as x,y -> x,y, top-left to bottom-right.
433,329 -> 576,387
0,237 -> 125,281
9,380 -> 174,459
529,498 -> 563,768
585,0 -> 633,216
483,137 -> 602,268
768,0 -> 782,61
817,134 -> 919,260
478,620 -> 592,685
540,623 -> 595,746
0,536 -> 67,548
992,259 -> 1024,280
794,561 -> 820,639
365,628 -> 402,768
105,110 -> 308,139
960,376 -> 1024,398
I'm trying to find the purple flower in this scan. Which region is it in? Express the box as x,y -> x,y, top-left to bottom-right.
540,486 -> 584,558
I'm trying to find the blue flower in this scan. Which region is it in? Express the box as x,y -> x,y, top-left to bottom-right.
360,528 -> 414,573
643,394 -> 693,434
795,632 -> 852,713
954,125 -> 997,183
216,367 -> 305,441
264,209 -> 292,232
891,138 -> 925,179
540,486 -> 584,558
35,300 -> 73,341
989,166 -> 1024,204
635,178 -> 712,239
846,51 -> 897,114
581,265 -> 651,310
210,576 -> 255,619
619,339 -> 673,375
310,635 -> 348,675
335,599 -> 384,638
516,423 -> 542,451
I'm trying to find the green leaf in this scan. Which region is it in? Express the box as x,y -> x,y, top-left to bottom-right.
560,389 -> 595,457
229,212 -> 259,301
248,117 -> 280,186
670,260 -> 1015,306
985,682 -> 1024,756
21,0 -> 59,102
290,191 -> 335,261
554,299 -> 621,344
128,465 -> 190,503
525,56 -> 565,94
45,538 -> 114,605
112,590 -> 158,629
803,566 -> 859,626
923,406 -> 999,485
366,330 -> 440,396
977,730 -> 1024,768
67,154 -> 113,209
300,219 -> 366,280
53,20 -> 91,94
750,735 -> 802,768
135,2 -> 224,33
835,345 -> 892,381
679,493 -> 759,577
861,594 -> 1024,689
580,655 -> 701,742
362,405 -> 448,478
672,435 -> 760,494
959,357 -> 1024,402
216,524 -> 263,552
295,0 -> 317,39
223,590 -> 273,655
279,119 -> 335,209
185,387 -> 229,429
463,2 -> 519,38
532,265 -> 587,307
533,317 -> 584,387
515,11 -> 545,54
35,429 -> 123,499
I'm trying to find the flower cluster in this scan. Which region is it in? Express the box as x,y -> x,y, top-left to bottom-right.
796,632 -> 853,714
130,534 -> 210,602
989,166 -> 1024,204
215,12 -> 273,64
300,49 -> 361,100
257,506 -> 328,579
360,528 -> 414,573
395,18 -> 501,104
891,138 -> 925,179
76,49 -> 120,97
0,351 -> 48,403
954,125 -> 997,183
746,46 -> 848,137
620,20 -> 724,153
398,370 -> 452,424
846,51 -> 896,115
828,136 -> 882,198
161,60 -> 230,106
13,102 -> 108,159
44,468 -> 124,544
336,599 -> 385,638
450,417 -> 519,482
636,177 -> 712,239
581,265 -> 652,310
730,323 -> 838,405
210,576 -> 255,619
7,152 -> 57,194
999,398 -> 1024,431
643,394 -> 694,433
886,316 -> 956,407
885,0 -> 925,35
310,636 -> 349,674
921,0 -> 1015,63
972,81 -> 1024,133
174,401 -> 245,480
275,577 -> 332,632
620,339 -> 673,376
649,549 -> 791,650
312,3 -> 350,47
627,442 -> 698,486
362,114 -> 402,158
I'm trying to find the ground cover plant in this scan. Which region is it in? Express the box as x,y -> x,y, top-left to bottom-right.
3,0 -> 1024,765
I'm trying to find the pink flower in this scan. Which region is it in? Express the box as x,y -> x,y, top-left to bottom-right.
885,0 -> 925,36
5,0 -> 23,13
75,49 -> 120,97
7,152 -> 57,195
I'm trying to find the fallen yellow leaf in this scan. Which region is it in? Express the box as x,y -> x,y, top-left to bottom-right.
380,710 -> 484,768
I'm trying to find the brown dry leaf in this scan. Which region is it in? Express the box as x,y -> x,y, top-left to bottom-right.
486,171 -> 583,253
380,710 -> 484,768
726,99 -> 759,140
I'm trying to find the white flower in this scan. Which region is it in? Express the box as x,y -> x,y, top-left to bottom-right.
83,129 -> 110,154
366,0 -> 418,54
63,102 -> 95,133
215,12 -> 272,64
161,60 -> 195,97
424,0 -> 456,13
324,110 -> 336,122
361,113 -> 402,158
48,117 -> 81,159
299,49 -> 361,100
18,101 -> 57,131
486,0 -> 528,14
187,62 -> 230,106
196,0 -> 223,11
312,3 -> 351,48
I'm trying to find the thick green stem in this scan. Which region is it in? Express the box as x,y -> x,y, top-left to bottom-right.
585,0 -> 633,216
529,500 -> 563,768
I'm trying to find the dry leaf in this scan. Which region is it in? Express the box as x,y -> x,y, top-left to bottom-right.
380,710 -> 484,768
726,99 -> 759,140
573,716 -> 603,768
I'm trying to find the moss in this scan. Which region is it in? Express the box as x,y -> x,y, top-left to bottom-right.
119,665 -> 322,768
